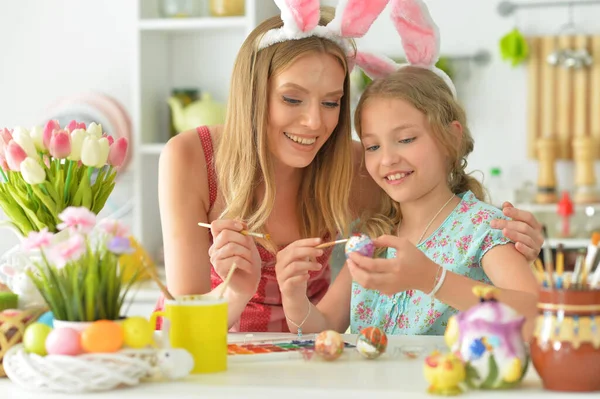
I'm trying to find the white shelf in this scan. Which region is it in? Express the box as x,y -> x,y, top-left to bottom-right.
141,143 -> 166,155
138,17 -> 248,32
546,238 -> 590,249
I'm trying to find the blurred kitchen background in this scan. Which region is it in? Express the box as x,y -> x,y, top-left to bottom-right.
1,0 -> 600,275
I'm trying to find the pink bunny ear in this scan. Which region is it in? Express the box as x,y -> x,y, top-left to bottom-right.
0,264 -> 16,277
355,51 -> 400,80
391,0 -> 440,67
329,0 -> 390,38
275,0 -> 320,33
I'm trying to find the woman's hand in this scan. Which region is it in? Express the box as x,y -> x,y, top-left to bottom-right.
347,235 -> 438,295
208,219 -> 261,300
275,238 -> 323,300
491,201 -> 544,263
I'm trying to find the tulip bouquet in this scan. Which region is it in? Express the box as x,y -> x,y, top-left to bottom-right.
0,120 -> 128,236
23,207 -> 140,322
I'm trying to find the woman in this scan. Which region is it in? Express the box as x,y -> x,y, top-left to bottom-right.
155,3 -> 544,332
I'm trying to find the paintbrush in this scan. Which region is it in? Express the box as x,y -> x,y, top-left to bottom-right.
555,244 -> 564,288
315,239 -> 349,249
218,262 -> 237,300
541,226 -> 555,288
142,258 -> 174,300
198,222 -> 271,240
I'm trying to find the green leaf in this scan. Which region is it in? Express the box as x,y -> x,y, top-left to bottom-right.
480,354 -> 500,389
464,363 -> 480,389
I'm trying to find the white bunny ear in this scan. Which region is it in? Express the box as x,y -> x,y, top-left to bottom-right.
274,0 -> 320,34
355,51 -> 401,80
328,0 -> 390,38
391,0 -> 439,68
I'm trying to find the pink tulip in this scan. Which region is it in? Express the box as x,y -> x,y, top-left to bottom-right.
66,120 -> 86,132
5,140 -> 27,171
105,134 -> 114,146
0,154 -> 8,171
108,137 -> 128,167
49,129 -> 71,159
43,119 -> 60,150
0,128 -> 12,146
49,234 -> 86,269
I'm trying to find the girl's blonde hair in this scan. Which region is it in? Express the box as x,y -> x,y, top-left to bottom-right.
354,66 -> 484,238
215,7 -> 354,252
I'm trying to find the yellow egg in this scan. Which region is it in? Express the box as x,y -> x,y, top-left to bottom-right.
81,320 -> 124,353
122,316 -> 154,348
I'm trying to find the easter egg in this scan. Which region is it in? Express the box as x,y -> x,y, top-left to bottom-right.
23,322 -> 52,356
345,234 -> 375,258
356,326 -> 388,359
37,311 -> 54,328
45,327 -> 82,356
314,330 -> 344,361
122,316 -> 154,348
81,320 -> 124,353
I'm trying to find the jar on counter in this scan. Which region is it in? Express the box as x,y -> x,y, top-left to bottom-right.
209,0 -> 244,16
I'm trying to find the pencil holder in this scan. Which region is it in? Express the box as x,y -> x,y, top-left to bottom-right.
530,288 -> 600,392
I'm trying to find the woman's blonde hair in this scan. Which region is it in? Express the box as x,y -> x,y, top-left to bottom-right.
354,66 -> 484,239
215,7 -> 354,252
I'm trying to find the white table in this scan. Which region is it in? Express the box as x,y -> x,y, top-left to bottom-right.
0,333 -> 595,399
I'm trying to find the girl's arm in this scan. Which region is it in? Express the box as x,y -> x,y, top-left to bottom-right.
158,129 -> 251,328
425,243 -> 539,339
281,264 -> 353,334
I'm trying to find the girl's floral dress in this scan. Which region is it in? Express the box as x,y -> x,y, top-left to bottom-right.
350,191 -> 512,335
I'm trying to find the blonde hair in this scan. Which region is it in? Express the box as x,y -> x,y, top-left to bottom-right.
215,7 -> 354,252
354,66 -> 484,239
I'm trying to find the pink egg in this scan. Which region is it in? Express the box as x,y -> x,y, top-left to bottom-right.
45,327 -> 82,356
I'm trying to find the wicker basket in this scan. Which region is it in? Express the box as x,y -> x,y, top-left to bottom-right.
0,307 -> 46,377
4,345 -> 161,393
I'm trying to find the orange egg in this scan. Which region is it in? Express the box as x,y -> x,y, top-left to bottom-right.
81,320 -> 124,353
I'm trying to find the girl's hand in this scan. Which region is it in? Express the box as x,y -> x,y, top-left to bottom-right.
347,235 -> 438,295
491,201 -> 544,263
275,238 -> 323,300
208,219 -> 261,299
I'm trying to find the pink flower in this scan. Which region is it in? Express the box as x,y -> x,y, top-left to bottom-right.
0,154 -> 8,171
22,228 -> 55,251
66,120 -> 86,132
5,140 -> 27,171
107,137 -> 128,167
57,207 -> 97,234
0,128 -> 12,146
43,119 -> 60,149
49,234 -> 86,268
97,219 -> 129,237
49,129 -> 71,159
104,134 -> 114,146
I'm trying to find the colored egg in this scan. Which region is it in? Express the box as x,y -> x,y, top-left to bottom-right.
356,326 -> 388,359
345,234 -> 375,258
45,327 -> 82,356
37,311 -> 54,328
81,320 -> 124,353
122,316 -> 154,349
315,330 -> 344,361
23,322 -> 52,356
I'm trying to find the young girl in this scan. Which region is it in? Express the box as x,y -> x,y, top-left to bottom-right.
277,0 -> 539,338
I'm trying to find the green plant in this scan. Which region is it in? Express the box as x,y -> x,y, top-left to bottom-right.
23,207 -> 141,322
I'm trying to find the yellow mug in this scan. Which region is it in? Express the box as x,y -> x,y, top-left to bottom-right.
150,295 -> 228,374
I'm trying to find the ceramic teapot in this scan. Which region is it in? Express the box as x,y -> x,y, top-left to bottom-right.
444,286 -> 529,390
167,92 -> 226,134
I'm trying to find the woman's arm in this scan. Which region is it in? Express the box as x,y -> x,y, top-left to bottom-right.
158,129 -> 251,328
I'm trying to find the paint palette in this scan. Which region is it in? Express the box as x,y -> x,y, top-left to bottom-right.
227,339 -> 356,363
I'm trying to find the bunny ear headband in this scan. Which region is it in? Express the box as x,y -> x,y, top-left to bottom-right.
355,0 -> 457,98
258,0 -> 456,98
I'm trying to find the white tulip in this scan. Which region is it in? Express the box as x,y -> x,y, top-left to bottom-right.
86,122 -> 103,139
68,128 -> 87,161
20,157 -> 46,185
97,137 -> 110,168
29,126 -> 45,152
12,127 -> 39,160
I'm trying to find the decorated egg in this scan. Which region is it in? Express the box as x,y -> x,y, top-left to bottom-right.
81,320 -> 124,353
37,311 -> 54,328
45,327 -> 82,356
23,322 -> 52,356
356,326 -> 388,359
345,234 -> 375,258
122,316 -> 154,348
314,330 -> 344,361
